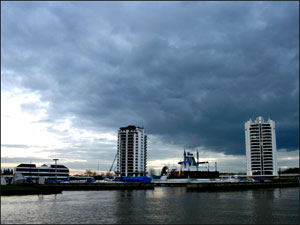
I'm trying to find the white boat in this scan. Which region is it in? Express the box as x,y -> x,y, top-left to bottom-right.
161,150 -> 219,180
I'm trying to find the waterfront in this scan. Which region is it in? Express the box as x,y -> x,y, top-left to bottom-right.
1,187 -> 299,224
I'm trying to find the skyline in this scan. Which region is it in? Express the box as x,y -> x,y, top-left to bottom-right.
1,1 -> 299,174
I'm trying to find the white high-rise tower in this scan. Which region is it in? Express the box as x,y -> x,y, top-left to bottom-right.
245,116 -> 278,177
116,125 -> 147,177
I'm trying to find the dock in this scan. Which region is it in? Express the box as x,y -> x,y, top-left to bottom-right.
154,180 -> 188,187
1,184 -> 62,196
49,182 -> 155,191
186,180 -> 299,191
1,182 -> 154,196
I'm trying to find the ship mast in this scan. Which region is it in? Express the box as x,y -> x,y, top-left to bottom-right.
197,150 -> 199,172
183,147 -> 186,169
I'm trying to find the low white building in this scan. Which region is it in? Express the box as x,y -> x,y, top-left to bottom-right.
14,163 -> 69,182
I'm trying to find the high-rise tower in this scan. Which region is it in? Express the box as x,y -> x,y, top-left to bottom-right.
245,116 -> 278,177
116,125 -> 147,177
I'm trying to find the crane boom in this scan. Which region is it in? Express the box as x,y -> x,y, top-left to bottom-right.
109,152 -> 118,172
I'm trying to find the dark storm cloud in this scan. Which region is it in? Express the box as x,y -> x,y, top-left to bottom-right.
2,1 -> 299,157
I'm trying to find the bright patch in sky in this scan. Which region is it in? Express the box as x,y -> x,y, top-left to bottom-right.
1,88 -> 117,172
1,89 -> 63,155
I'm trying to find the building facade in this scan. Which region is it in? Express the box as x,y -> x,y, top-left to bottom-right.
116,125 -> 147,177
14,163 -> 69,182
245,116 -> 278,177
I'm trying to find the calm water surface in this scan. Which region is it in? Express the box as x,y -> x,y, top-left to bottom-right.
1,187 -> 299,224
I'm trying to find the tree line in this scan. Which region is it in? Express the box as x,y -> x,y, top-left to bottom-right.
279,167 -> 299,174
0,168 -> 13,175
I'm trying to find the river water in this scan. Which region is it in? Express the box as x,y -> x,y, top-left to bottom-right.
1,187 -> 299,224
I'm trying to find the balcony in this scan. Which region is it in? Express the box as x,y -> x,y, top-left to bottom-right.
251,154 -> 261,157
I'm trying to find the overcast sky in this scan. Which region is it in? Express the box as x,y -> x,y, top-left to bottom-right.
1,1 -> 299,174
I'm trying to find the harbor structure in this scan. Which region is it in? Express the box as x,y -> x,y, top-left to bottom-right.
161,150 -> 219,179
245,116 -> 278,177
116,125 -> 147,177
13,163 -> 69,183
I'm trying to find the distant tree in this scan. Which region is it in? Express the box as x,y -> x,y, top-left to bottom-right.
2,168 -> 13,175
161,166 -> 169,176
73,173 -> 82,176
280,167 -> 299,174
94,174 -> 104,180
148,168 -> 156,177
105,171 -> 114,177
84,169 -> 93,177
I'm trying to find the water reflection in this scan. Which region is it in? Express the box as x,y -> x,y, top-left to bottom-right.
115,190 -> 135,224
37,195 -> 44,202
246,189 -> 276,224
1,187 -> 299,224
274,188 -> 282,199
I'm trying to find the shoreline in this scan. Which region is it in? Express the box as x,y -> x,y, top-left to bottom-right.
186,180 -> 299,191
1,180 -> 298,196
1,182 -> 154,196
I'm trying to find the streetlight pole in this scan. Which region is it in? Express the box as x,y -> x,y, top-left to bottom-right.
53,159 -> 58,183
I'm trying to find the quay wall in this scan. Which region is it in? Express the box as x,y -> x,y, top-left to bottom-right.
1,182 -> 154,196
48,182 -> 155,190
1,184 -> 62,196
186,181 -> 299,191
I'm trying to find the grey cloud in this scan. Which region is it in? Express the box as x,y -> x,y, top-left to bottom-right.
1,144 -> 45,149
1,156 -> 52,164
1,144 -> 30,149
2,1 -> 299,159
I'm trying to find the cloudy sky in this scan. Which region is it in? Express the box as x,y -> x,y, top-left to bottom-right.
1,1 -> 299,174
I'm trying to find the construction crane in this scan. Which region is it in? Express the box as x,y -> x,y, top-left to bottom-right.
109,152 -> 118,172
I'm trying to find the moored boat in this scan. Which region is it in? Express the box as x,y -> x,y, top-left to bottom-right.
162,150 -> 220,180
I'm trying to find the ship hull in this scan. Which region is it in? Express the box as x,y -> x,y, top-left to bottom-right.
168,171 -> 219,179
